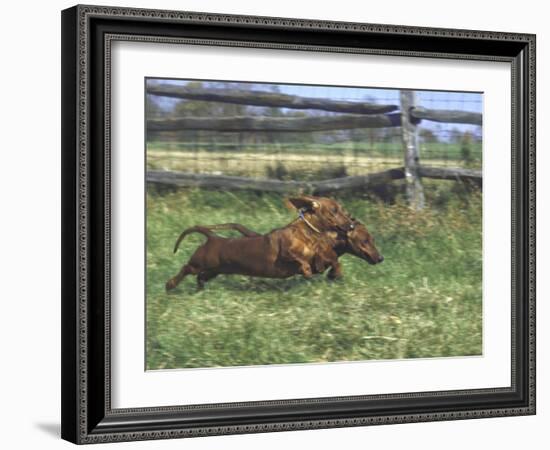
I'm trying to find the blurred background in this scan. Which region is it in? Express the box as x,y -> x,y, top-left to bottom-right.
146,79 -> 481,185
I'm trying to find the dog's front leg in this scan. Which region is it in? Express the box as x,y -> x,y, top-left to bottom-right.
284,249 -> 313,278
327,259 -> 343,280
298,260 -> 313,278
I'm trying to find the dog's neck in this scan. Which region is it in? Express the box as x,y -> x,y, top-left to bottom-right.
291,213 -> 349,250
301,209 -> 340,232
289,216 -> 322,242
298,209 -> 322,234
333,237 -> 349,256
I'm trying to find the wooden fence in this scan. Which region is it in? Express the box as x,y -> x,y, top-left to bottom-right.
146,85 -> 482,208
148,167 -> 481,195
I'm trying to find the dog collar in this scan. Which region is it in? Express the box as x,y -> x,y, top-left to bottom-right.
299,209 -> 321,234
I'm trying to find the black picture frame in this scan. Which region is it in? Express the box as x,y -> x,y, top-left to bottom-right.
61,4 -> 536,444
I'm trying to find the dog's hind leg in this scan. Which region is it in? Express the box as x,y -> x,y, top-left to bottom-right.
165,264 -> 198,291
197,271 -> 218,290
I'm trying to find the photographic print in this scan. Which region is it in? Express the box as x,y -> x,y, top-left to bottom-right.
62,8 -> 535,442
145,78 -> 483,370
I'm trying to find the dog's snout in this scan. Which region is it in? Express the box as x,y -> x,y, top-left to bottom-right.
379,255 -> 384,263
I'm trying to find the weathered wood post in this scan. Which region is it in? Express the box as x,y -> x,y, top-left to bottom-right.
400,90 -> 425,210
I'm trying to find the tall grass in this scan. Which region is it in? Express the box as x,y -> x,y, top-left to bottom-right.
146,185 -> 482,370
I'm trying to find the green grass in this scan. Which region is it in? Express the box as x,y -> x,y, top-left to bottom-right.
147,140 -> 482,163
146,186 -> 482,370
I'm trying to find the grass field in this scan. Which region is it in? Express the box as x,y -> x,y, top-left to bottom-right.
147,140 -> 482,162
146,183 -> 482,370
146,141 -> 481,179
147,142 -> 480,176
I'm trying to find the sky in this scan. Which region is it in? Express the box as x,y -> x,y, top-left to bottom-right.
146,78 -> 483,138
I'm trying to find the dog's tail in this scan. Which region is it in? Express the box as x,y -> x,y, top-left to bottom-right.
203,223 -> 261,237
173,226 -> 215,253
173,223 -> 262,253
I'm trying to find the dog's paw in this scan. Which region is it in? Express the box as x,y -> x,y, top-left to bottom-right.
327,270 -> 343,281
165,279 -> 177,291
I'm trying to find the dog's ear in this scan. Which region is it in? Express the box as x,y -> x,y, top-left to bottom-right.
286,196 -> 320,211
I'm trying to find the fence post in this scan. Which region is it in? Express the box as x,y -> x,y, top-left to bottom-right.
400,90 -> 425,210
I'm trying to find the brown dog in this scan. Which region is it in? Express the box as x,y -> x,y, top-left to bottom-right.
165,196 -> 382,291
194,219 -> 383,279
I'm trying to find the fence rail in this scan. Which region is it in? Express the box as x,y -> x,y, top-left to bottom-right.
147,109 -> 481,133
409,107 -> 482,125
147,85 -> 399,114
147,167 -> 481,194
148,113 -> 402,132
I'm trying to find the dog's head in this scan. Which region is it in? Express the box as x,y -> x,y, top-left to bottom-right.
287,195 -> 354,233
344,220 -> 384,265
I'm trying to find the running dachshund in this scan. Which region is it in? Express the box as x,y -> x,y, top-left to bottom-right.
165,196 -> 383,291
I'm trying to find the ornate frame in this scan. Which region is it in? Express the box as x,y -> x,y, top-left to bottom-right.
61,4 -> 536,444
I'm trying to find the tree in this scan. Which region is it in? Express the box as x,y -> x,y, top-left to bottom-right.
460,131 -> 474,167
419,128 -> 438,143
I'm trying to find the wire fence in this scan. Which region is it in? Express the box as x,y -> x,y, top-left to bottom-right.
145,79 -> 482,185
